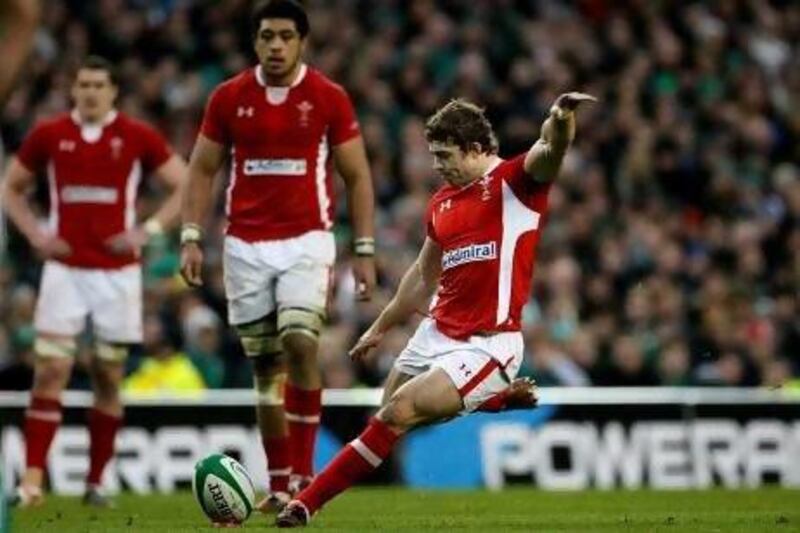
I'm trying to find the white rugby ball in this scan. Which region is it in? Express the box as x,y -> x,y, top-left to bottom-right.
193,453 -> 256,525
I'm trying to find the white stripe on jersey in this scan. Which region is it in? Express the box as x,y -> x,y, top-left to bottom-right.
225,146 -> 236,218
496,180 -> 540,325
124,160 -> 142,229
47,162 -> 58,233
315,131 -> 332,229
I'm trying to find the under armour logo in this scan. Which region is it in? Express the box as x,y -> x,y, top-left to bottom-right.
237,106 -> 254,118
440,199 -> 452,212
297,100 -> 313,126
459,363 -> 472,378
59,140 -> 76,152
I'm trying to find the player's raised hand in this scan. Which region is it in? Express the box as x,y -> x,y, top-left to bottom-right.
31,234 -> 71,259
180,242 -> 204,287
553,92 -> 598,112
353,256 -> 376,301
348,326 -> 384,362
104,228 -> 149,256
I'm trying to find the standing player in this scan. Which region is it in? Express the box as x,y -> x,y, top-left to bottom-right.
180,0 -> 376,511
1,56 -> 187,507
276,92 -> 596,527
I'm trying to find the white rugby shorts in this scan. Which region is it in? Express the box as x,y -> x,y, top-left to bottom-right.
223,230 -> 335,325
33,261 -> 143,343
395,318 -> 524,413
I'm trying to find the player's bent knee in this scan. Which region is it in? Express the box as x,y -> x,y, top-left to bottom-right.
34,336 -> 77,359
379,393 -> 417,431
95,341 -> 130,363
277,307 -> 324,351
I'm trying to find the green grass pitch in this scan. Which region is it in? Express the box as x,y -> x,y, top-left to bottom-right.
10,487 -> 800,532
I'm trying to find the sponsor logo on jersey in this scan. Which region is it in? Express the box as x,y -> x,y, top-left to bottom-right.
58,140 -> 76,152
243,159 -> 307,176
441,241 -> 497,271
61,186 -> 118,204
237,106 -> 254,118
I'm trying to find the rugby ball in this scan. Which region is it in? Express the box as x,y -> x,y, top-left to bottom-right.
193,453 -> 256,525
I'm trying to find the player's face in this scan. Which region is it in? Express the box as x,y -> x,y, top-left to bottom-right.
71,69 -> 117,123
429,141 -> 482,186
254,18 -> 305,83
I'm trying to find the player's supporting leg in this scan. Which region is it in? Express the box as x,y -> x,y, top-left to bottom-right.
14,334 -> 76,507
238,317 -> 293,509
84,343 -> 127,507
279,307 -> 324,492
276,367 -> 462,527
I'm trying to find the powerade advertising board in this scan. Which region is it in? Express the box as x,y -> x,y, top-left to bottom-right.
2,389 -> 799,493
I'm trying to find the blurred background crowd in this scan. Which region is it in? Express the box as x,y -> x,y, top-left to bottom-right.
1,0 -> 798,393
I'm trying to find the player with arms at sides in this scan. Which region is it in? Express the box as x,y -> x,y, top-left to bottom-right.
276,91 -> 596,527
179,0 -> 376,515
1,56 -> 187,508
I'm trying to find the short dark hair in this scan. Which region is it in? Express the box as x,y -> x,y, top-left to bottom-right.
424,99 -> 498,154
77,55 -> 119,86
251,0 -> 309,38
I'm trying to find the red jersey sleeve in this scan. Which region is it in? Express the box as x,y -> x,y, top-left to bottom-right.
503,153 -> 552,204
138,123 -> 172,172
15,122 -> 51,173
326,84 -> 360,146
425,196 -> 439,243
200,85 -> 231,145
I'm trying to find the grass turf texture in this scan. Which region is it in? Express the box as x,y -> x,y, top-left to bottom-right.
11,487 -> 799,532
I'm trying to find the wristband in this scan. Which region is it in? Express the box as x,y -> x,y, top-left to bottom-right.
143,218 -> 164,237
180,223 -> 204,245
353,237 -> 375,257
550,105 -> 573,121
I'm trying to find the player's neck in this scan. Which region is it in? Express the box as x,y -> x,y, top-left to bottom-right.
72,108 -> 117,126
262,62 -> 303,87
459,155 -> 502,187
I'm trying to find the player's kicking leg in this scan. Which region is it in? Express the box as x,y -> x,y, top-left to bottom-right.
476,377 -> 539,412
83,344 -> 127,507
276,366 -> 466,527
10,334 -> 75,508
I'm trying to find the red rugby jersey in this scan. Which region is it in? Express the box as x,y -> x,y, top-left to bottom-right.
16,110 -> 171,269
200,64 -> 361,242
426,155 -> 552,339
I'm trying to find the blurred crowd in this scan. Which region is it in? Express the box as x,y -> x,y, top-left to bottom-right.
1,0 -> 798,393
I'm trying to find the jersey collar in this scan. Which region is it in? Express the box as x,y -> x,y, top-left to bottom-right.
255,63 -> 308,88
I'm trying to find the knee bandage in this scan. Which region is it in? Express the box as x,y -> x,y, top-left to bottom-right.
237,319 -> 281,358
254,370 -> 287,406
95,341 -> 130,362
34,337 -> 77,358
277,306 -> 325,341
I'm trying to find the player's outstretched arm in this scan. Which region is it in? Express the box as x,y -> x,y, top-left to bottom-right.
524,92 -> 597,183
349,238 -> 441,361
1,157 -> 70,259
179,135 -> 225,287
333,136 -> 376,301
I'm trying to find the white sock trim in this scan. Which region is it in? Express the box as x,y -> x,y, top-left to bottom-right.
285,413 -> 321,423
25,409 -> 62,422
350,438 -> 382,468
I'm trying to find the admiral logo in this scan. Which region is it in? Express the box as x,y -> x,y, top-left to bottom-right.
441,241 -> 497,270
243,159 -> 307,176
61,186 -> 118,204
